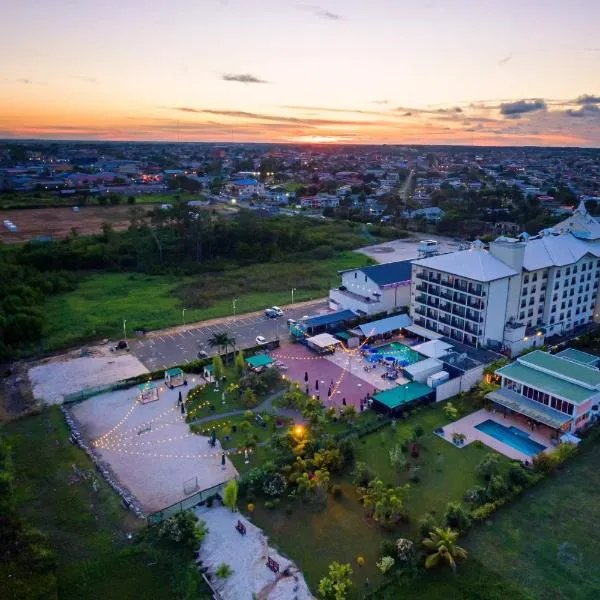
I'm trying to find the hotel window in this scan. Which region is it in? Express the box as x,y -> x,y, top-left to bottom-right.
523,275 -> 529,284
556,269 -> 561,277
519,311 -> 525,320
566,268 -> 571,276
522,287 -> 528,296
531,286 -> 537,294
573,266 -> 578,273
532,273 -> 538,282
560,313 -> 564,320
582,263 -> 587,271
550,316 -> 555,324
571,277 -> 576,285
551,305 -> 556,313
580,275 -> 585,283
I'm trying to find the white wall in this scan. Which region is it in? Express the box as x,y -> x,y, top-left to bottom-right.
484,278 -> 509,344
435,365 -> 484,402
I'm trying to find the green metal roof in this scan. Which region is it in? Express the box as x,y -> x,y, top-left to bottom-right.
497,362 -> 596,405
555,348 -> 600,367
245,353 -> 274,368
486,388 -> 571,430
166,367 -> 183,376
518,350 -> 600,388
138,381 -> 157,391
373,382 -> 432,409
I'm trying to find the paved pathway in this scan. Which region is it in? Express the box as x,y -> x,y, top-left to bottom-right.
188,388 -> 305,426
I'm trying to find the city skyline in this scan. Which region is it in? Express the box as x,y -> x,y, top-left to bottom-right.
2,0 -> 600,146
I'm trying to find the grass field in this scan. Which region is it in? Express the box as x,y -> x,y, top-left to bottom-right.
465,432 -> 600,600
41,250 -> 372,351
2,407 -> 209,600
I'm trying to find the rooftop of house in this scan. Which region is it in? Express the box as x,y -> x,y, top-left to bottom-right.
517,350 -> 600,389
347,260 -> 413,287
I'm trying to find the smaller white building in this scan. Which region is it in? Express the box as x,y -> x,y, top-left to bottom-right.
329,260 -> 413,316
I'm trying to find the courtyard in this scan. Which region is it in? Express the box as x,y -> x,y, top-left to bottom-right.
71,374 -> 237,513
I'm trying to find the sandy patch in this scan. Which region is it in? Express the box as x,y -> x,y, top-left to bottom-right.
70,377 -> 237,512
196,505 -> 313,600
29,344 -> 148,405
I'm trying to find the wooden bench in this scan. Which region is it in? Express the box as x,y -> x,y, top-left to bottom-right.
235,520 -> 247,536
266,556 -> 280,573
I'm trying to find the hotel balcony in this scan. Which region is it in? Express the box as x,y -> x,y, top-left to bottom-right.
329,287 -> 381,316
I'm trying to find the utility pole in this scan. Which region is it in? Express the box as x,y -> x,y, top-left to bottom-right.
182,308 -> 186,327
233,298 -> 238,321
123,319 -> 127,345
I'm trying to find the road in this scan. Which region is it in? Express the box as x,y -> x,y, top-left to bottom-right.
129,299 -> 328,370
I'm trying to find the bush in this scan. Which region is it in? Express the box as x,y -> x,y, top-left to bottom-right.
443,402 -> 458,420
464,485 -> 488,505
476,453 -> 500,480
471,502 -> 498,521
241,387 -> 258,408
408,466 -> 421,483
443,501 -> 471,532
331,484 -> 343,499
158,512 -> 208,550
376,555 -> 395,574
486,474 -> 508,500
554,442 -> 578,465
532,452 -> 555,475
352,461 -> 376,487
507,462 -> 532,488
396,538 -> 414,564
380,539 -> 397,558
413,425 -> 424,438
417,513 -> 438,538
264,500 -> 275,509
262,473 -> 286,497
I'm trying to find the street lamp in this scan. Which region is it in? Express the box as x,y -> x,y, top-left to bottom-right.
292,287 -> 296,305
233,298 -> 238,321
182,308 -> 186,327
123,319 -> 127,344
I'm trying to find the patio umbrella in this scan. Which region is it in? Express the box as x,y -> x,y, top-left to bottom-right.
304,371 -> 309,382
315,379 -> 319,391
178,391 -> 182,404
210,429 -> 217,447
342,398 -> 347,406
328,387 -> 332,397
305,385 -> 309,395
180,402 -> 185,414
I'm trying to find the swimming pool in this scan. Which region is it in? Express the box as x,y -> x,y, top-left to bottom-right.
371,342 -> 423,366
475,419 -> 546,456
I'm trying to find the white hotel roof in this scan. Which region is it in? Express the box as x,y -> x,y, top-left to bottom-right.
412,247 -> 518,282
523,233 -> 600,270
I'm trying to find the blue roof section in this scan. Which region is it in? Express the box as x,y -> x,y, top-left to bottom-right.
303,310 -> 357,328
357,314 -> 412,336
232,178 -> 258,185
351,260 -> 413,287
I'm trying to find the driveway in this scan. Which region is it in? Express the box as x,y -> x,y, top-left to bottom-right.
129,300 -> 328,370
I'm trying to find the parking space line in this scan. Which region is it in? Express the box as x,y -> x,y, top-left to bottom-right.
178,333 -> 186,338
159,336 -> 166,342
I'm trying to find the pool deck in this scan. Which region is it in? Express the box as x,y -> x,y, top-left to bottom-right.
441,409 -> 556,462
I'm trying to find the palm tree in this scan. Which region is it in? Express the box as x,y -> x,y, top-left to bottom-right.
208,332 -> 231,356
422,527 -> 467,572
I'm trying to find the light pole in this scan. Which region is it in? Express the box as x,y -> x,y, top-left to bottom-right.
182,308 -> 186,328
123,319 -> 127,345
233,298 -> 238,321
292,287 -> 296,306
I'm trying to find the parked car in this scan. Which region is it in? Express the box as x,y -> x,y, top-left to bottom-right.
197,350 -> 208,359
265,306 -> 283,318
271,306 -> 283,316
287,318 -> 297,326
255,335 -> 267,345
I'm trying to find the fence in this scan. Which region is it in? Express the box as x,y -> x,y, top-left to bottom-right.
147,480 -> 229,525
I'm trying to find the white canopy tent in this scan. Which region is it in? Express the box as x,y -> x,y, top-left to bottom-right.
412,339 -> 453,359
306,333 -> 342,353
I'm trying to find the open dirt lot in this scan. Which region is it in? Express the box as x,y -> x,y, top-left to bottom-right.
0,205 -> 148,243
71,378 -> 238,513
29,344 -> 149,405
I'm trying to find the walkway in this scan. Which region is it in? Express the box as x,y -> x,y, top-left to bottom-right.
188,388 -> 305,426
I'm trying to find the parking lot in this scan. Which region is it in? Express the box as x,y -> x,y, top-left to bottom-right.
130,300 -> 328,370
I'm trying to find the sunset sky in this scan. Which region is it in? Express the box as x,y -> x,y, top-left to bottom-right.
1,0 -> 600,146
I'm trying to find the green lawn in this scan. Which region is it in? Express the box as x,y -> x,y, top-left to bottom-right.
1,407 -> 209,600
246,399 -> 508,592
465,432 -> 600,600
40,251 -> 372,351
